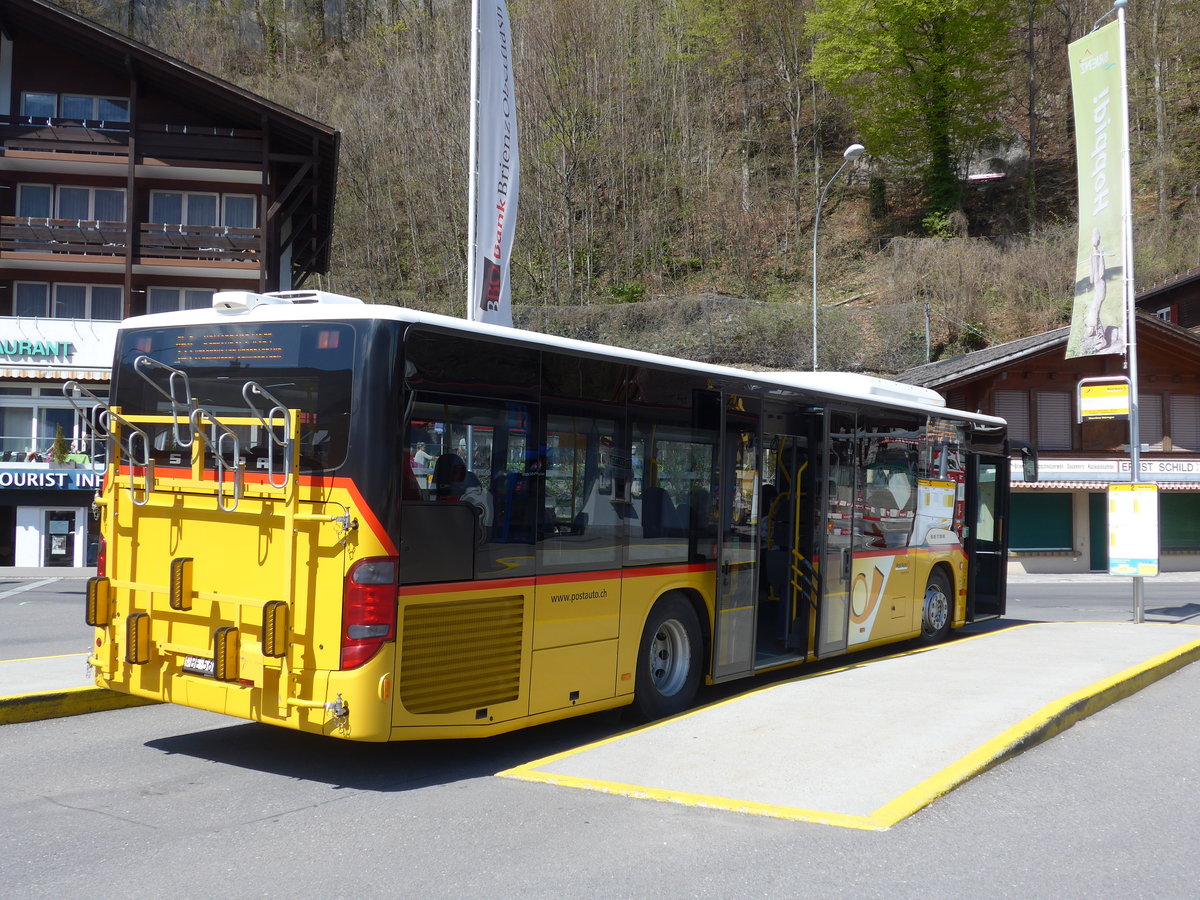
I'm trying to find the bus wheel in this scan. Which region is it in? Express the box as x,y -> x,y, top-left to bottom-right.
632,593 -> 702,721
920,569 -> 952,644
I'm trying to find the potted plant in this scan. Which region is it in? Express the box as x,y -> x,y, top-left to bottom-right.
49,424 -> 73,468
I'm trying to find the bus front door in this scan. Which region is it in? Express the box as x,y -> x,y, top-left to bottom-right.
966,453 -> 1008,619
712,394 -> 760,681
817,410 -> 857,657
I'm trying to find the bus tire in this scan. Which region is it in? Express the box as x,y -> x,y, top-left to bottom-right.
632,592 -> 703,721
919,568 -> 953,644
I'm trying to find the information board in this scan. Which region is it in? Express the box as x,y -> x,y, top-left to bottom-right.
1108,483 -> 1159,576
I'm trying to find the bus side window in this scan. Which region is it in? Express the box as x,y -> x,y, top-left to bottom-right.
399,503 -> 477,584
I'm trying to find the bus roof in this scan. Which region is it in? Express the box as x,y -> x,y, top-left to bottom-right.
118,291 -> 1005,428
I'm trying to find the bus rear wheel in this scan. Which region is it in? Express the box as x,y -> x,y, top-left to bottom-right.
632,592 -> 702,721
920,569 -> 953,644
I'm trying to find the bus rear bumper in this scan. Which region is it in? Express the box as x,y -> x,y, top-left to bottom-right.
97,648 -> 398,742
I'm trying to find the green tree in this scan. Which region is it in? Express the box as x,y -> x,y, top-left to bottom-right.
807,0 -> 1022,222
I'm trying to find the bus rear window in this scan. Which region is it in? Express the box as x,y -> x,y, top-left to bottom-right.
113,322 -> 355,471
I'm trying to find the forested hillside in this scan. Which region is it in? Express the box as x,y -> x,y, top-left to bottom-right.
61,0 -> 1200,371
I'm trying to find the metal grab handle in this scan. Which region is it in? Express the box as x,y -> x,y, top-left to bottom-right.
132,356 -> 196,449
242,382 -> 292,489
190,406 -> 242,512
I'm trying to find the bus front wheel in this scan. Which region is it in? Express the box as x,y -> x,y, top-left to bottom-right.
632,593 -> 702,721
920,569 -> 953,644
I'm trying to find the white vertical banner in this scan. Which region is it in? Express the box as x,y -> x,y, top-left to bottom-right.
468,0 -> 519,327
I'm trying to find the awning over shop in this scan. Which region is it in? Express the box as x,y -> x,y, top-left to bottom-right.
1014,480 -> 1200,491
0,367 -> 109,381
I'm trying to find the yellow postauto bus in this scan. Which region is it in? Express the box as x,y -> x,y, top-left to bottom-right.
70,290 -> 1029,742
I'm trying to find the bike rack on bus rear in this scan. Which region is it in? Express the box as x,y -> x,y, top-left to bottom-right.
242,381 -> 292,489
63,380 -> 155,506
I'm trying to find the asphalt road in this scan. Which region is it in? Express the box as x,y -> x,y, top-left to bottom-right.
0,575 -> 93,659
2,659 -> 1197,897
2,573 -> 1199,897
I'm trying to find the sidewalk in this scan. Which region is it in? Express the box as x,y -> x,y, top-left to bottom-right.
0,567 -> 96,579
0,652 -> 157,725
501,622 -> 1200,829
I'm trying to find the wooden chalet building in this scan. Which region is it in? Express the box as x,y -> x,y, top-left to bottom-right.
0,0 -> 339,566
899,314 -> 1200,574
1136,266 -> 1200,329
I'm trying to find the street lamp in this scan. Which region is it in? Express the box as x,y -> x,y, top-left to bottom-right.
811,142 -> 865,370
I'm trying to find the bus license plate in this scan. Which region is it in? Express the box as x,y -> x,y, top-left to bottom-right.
183,656 -> 215,677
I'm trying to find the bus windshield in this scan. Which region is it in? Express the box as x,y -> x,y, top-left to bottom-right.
112,321 -> 355,470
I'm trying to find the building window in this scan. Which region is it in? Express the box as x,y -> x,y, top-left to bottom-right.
994,390 -> 1030,443
1035,391 -> 1072,450
20,92 -> 57,118
1155,306 -> 1174,323
16,184 -> 52,218
14,282 -> 49,317
60,95 -> 130,122
223,195 -> 257,228
22,92 -> 129,122
55,187 -> 126,222
152,191 -> 255,228
1169,394 -> 1200,451
52,284 -> 122,320
151,191 -> 218,227
0,388 -> 106,461
14,282 -> 120,319
148,287 -> 215,314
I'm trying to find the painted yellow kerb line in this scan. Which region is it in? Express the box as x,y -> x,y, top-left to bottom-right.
871,626 -> 1200,829
498,624 -> 1200,831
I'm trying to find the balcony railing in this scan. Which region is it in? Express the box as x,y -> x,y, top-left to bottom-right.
0,217 -> 261,263
1,115 -> 264,164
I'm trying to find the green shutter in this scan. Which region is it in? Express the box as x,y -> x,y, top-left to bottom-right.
1010,492 -> 1073,551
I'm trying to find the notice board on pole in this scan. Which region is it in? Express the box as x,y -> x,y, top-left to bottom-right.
1108,483 -> 1159,576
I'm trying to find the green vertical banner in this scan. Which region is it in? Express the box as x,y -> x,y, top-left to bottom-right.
1066,21 -> 1127,359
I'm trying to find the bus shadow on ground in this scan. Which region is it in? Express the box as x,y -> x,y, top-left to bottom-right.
144,708 -> 634,792
143,630 -> 1003,792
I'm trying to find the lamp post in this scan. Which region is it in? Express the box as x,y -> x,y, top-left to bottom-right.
811,143 -> 865,370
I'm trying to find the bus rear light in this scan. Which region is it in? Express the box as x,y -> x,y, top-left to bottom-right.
126,612 -> 150,665
214,626 -> 240,682
96,536 -> 107,578
169,558 -> 193,611
262,601 -> 289,658
341,557 -> 398,670
85,576 -> 111,627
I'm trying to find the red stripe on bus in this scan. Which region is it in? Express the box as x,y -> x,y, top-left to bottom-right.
113,466 -> 397,557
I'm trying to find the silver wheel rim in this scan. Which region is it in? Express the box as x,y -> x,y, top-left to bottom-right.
923,581 -> 949,635
649,618 -> 692,697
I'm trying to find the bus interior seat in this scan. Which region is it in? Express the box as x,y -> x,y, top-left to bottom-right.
641,486 -> 679,538
433,453 -> 467,500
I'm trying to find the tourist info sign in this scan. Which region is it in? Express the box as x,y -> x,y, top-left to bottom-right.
1108,483 -> 1159,576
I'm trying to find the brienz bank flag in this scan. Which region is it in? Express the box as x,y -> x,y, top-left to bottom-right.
1066,20 -> 1127,359
468,0 -> 519,327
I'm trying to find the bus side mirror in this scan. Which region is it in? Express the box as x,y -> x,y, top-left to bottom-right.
1011,441 -> 1037,483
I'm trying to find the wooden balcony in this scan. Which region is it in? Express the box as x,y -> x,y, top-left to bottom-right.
0,115 -> 264,164
0,216 -> 261,263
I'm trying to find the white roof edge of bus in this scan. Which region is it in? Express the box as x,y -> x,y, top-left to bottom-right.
119,294 -> 1006,428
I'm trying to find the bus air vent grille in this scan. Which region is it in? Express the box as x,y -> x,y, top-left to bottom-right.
399,596 -> 523,714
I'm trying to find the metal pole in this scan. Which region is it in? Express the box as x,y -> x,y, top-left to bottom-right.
466,0 -> 481,321
1115,0 -> 1144,623
811,144 -> 864,370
